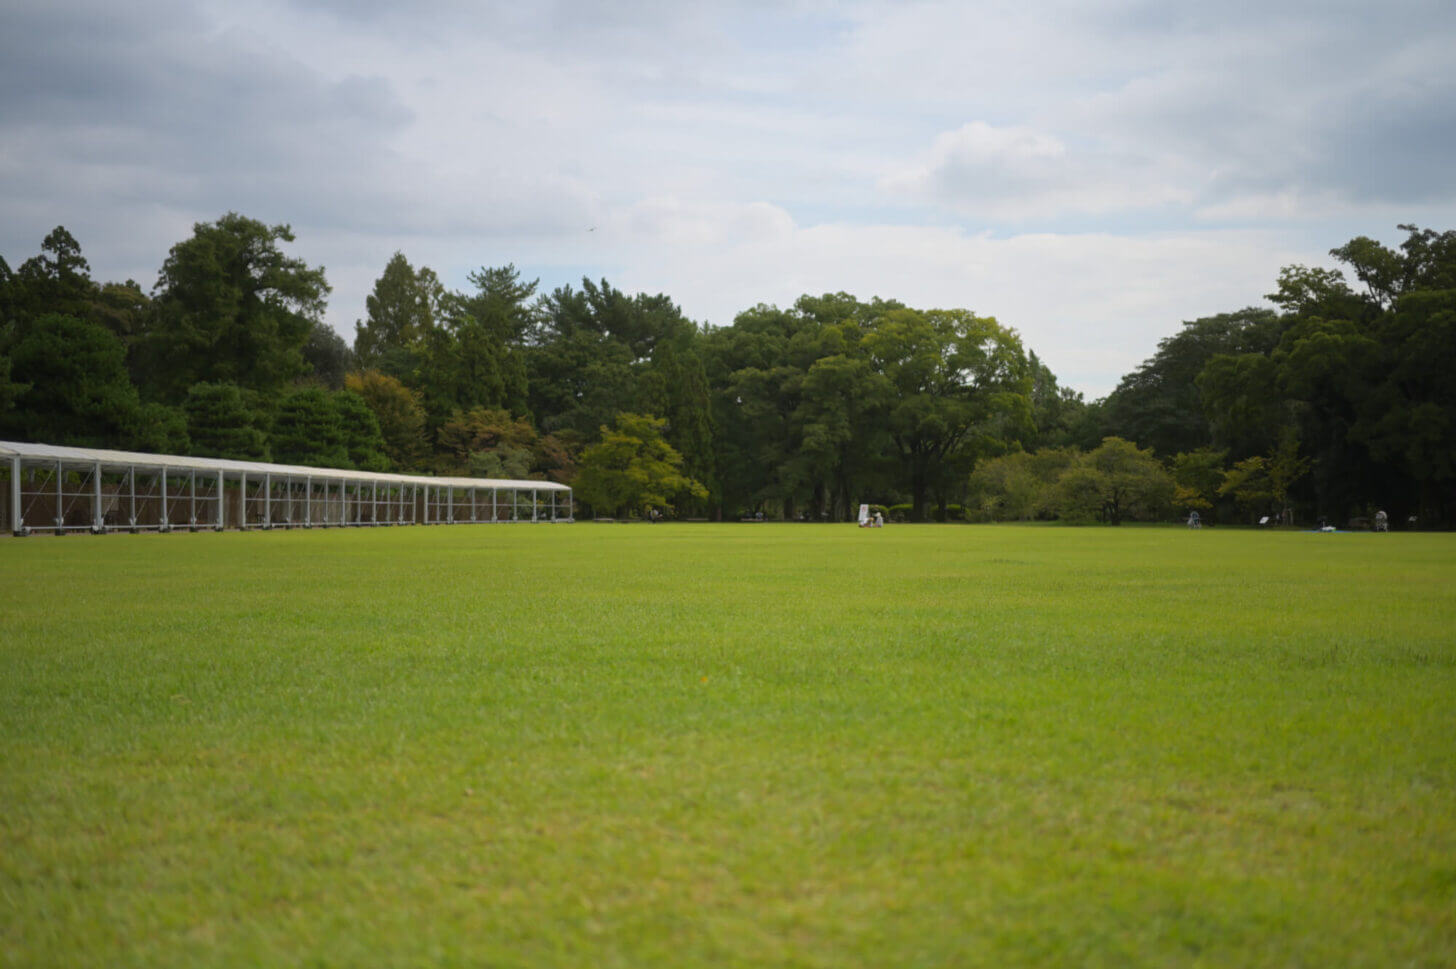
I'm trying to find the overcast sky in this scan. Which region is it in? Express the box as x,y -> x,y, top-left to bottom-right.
3,0 -> 1454,396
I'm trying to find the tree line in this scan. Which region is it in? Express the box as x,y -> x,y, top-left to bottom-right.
2,214 -> 1451,525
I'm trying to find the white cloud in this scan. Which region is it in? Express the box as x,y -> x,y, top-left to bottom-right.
3,0 -> 1455,404
883,121 -> 1193,219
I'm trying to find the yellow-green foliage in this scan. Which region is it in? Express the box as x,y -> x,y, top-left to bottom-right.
2,525 -> 1453,967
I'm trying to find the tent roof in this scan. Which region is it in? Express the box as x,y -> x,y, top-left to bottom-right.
0,440 -> 571,492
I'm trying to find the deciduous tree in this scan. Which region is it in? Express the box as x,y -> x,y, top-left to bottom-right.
574,413 -> 707,517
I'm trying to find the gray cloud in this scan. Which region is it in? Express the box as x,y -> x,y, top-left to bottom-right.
3,0 -> 1454,395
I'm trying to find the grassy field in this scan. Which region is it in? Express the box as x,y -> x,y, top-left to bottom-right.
1,523 -> 1453,967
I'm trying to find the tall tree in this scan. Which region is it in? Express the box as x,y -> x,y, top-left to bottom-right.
864,307 -> 1031,521
138,213 -> 329,402
413,266 -> 533,431
303,323 -> 354,389
353,252 -> 445,378
1105,308 -> 1284,458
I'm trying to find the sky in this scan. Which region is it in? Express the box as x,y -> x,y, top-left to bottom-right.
3,0 -> 1454,397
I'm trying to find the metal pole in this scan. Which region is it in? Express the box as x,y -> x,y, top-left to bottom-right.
471,487 -> 477,523
55,460 -> 62,531
217,470 -> 225,529
189,471 -> 197,527
160,467 -> 168,530
492,486 -> 497,522
239,472 -> 247,529
10,456 -> 20,535
532,488 -> 538,522
305,476 -> 312,527
447,485 -> 453,524
129,467 -> 136,529
93,461 -> 103,533
264,473 -> 271,528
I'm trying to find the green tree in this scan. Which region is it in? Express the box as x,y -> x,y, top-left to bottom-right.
795,352 -> 889,520
12,227 -> 97,323
184,382 -> 269,460
865,306 -> 1032,521
1218,456 -> 1273,521
303,323 -> 354,389
1027,350 -> 1092,449
1267,427 -> 1311,524
640,342 -> 718,515
138,213 -> 330,402
413,268 -> 534,432
2,313 -> 144,448
1171,447 -> 1228,515
968,447 -> 1078,521
345,371 -> 429,470
333,390 -> 390,472
435,407 -> 538,477
574,413 -> 707,518
353,252 -> 445,377
130,403 -> 191,454
270,387 -> 349,468
526,278 -> 696,439
1106,309 -> 1284,458
1053,437 -> 1173,524
471,446 -> 533,480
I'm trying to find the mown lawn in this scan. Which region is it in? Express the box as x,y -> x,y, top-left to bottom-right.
1,523 -> 1453,967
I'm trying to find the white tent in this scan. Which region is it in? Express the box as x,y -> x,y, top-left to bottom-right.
2,440 -> 571,535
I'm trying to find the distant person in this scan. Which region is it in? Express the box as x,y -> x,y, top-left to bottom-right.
1374,510 -> 1388,532
1186,510 -> 1201,529
874,511 -> 884,528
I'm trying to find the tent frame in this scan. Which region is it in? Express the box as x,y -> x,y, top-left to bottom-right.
2,441 -> 572,537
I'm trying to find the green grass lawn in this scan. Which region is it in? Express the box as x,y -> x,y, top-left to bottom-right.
2,523 -> 1453,967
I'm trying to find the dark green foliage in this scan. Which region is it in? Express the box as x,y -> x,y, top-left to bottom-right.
526,278 -> 696,441
270,387 -> 349,468
303,324 -> 354,390
333,390 -> 390,472
2,313 -> 143,448
353,252 -> 443,376
5,215 -> 1451,526
129,402 -> 191,455
184,382 -> 269,460
0,350 -> 25,425
412,266 -> 534,431
1105,308 -> 1283,458
1027,350 -> 1094,449
136,213 -> 329,402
